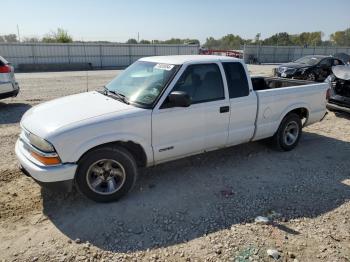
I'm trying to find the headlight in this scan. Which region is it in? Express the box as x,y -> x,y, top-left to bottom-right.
297,68 -> 308,74
25,131 -> 55,152
22,130 -> 61,165
285,68 -> 297,74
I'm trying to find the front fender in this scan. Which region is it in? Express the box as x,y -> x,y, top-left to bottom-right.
64,133 -> 154,166
49,112 -> 153,166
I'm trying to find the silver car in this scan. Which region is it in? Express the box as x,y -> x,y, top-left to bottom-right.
0,56 -> 19,100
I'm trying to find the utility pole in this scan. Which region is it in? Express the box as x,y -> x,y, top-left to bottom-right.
17,24 -> 21,42
137,32 -> 139,43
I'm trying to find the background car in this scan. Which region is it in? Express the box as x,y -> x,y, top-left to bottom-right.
333,53 -> 350,65
0,56 -> 19,100
326,65 -> 350,114
274,55 -> 344,82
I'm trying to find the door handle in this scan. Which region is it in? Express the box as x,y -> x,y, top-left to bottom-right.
220,106 -> 230,113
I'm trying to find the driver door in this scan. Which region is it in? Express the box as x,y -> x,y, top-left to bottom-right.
151,63 -> 229,164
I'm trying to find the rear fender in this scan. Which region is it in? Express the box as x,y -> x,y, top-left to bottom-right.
277,103 -> 310,130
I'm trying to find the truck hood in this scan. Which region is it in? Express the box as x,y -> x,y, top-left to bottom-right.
21,91 -> 135,138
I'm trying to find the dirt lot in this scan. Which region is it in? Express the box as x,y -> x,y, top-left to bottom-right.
0,65 -> 349,262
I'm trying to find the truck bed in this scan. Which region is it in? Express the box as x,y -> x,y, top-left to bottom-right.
251,78 -> 329,141
251,77 -> 314,91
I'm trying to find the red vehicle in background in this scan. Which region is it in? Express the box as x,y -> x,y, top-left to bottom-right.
199,48 -> 243,59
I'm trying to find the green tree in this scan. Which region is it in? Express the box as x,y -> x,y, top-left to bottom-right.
330,28 -> 350,46
292,31 -> 323,46
139,39 -> 151,44
183,39 -> 200,45
254,33 -> 261,44
262,32 -> 291,45
161,38 -> 199,44
203,34 -> 244,49
42,28 -> 73,43
261,31 -> 323,46
141,38 -> 199,45
22,36 -> 41,43
126,38 -> 138,44
0,34 -> 18,42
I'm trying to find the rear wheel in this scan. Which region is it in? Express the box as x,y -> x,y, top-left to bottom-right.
75,146 -> 138,202
273,113 -> 302,151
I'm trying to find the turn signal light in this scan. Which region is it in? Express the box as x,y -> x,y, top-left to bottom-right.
30,151 -> 61,165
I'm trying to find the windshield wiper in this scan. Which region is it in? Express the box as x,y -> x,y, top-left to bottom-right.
103,87 -> 130,104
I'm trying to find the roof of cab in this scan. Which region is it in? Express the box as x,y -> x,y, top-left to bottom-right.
139,55 -> 241,65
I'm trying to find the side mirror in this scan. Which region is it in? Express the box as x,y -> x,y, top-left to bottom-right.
168,91 -> 191,107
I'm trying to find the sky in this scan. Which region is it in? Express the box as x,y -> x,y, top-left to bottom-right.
2,0 -> 350,44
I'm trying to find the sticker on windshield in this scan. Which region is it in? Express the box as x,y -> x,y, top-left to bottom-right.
154,63 -> 175,71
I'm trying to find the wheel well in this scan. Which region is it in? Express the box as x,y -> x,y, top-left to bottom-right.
79,141 -> 147,167
288,108 -> 309,125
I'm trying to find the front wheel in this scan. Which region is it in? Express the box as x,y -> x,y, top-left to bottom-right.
273,113 -> 302,151
306,72 -> 316,81
75,146 -> 138,202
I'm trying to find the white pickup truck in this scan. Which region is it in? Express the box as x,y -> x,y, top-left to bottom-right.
16,55 -> 329,202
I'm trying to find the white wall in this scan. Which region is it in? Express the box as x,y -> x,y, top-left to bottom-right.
0,43 -> 199,69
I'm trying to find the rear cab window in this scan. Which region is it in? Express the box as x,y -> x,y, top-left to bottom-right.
222,62 -> 250,98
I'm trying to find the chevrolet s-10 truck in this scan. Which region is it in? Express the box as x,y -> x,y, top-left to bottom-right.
16,55 -> 329,202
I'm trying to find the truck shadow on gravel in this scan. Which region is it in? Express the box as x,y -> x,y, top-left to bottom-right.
0,102 -> 31,124
41,132 -> 350,253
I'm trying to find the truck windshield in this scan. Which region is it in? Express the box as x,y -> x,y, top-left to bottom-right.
105,61 -> 179,106
294,56 -> 322,66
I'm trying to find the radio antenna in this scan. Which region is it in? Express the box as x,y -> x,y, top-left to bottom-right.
83,40 -> 89,92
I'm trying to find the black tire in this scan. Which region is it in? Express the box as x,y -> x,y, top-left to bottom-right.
75,146 -> 138,202
306,72 -> 317,82
273,113 -> 302,151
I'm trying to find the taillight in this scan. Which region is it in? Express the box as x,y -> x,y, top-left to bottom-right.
326,88 -> 331,100
0,64 -> 11,73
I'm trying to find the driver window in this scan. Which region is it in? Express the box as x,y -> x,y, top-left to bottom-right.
171,64 -> 225,104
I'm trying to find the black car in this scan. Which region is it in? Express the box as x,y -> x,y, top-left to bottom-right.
333,53 -> 350,65
327,65 -> 350,114
275,55 -> 344,82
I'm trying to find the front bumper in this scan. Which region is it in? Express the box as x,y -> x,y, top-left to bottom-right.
0,83 -> 19,99
15,139 -> 77,191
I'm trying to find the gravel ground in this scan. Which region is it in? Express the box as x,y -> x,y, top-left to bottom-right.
0,65 -> 349,262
